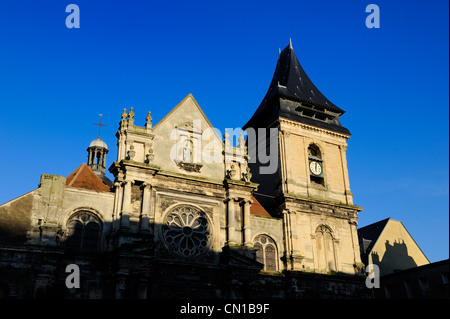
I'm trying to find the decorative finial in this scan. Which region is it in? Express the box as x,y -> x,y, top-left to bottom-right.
289,38 -> 293,49
121,108 -> 127,120
224,129 -> 230,148
128,107 -> 135,119
145,111 -> 152,129
93,113 -> 107,139
127,107 -> 135,125
238,132 -> 245,149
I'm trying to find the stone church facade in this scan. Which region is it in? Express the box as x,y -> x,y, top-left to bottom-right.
0,42 -> 369,299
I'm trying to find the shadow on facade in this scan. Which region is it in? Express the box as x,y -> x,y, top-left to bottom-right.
0,220 -> 268,299
371,240 -> 417,276
0,219 -> 370,299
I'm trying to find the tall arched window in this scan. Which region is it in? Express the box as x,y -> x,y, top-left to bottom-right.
308,144 -> 324,185
253,234 -> 278,272
315,225 -> 336,272
66,211 -> 102,253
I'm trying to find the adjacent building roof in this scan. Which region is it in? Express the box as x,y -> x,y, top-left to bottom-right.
243,41 -> 350,135
358,217 -> 391,256
358,218 -> 430,276
250,195 -> 271,217
66,163 -> 112,192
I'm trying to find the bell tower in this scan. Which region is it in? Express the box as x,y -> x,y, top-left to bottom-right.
86,114 -> 113,188
244,40 -> 364,274
87,138 -> 108,176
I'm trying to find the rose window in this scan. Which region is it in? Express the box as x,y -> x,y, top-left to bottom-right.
162,205 -> 211,257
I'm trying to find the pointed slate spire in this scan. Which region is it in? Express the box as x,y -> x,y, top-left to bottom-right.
244,40 -> 349,135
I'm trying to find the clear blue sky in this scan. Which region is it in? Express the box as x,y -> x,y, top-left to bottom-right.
0,0 -> 448,262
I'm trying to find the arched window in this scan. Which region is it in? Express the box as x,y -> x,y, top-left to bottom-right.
308,144 -> 324,185
315,225 -> 336,272
253,234 -> 278,272
66,211 -> 102,253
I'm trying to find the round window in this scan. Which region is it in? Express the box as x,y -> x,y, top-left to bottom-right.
162,205 -> 211,257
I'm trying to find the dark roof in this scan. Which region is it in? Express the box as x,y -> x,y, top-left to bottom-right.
357,218 -> 390,263
244,41 -> 350,135
358,218 -> 390,244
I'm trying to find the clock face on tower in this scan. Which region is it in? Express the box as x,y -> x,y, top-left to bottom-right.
309,161 -> 322,176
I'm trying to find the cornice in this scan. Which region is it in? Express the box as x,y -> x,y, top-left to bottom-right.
281,192 -> 363,212
278,117 -> 351,139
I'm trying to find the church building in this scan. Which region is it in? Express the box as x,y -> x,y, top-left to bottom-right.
0,41 -> 370,299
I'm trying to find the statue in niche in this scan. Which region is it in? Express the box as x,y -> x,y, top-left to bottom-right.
182,139 -> 193,163
175,137 -> 202,173
127,145 -> 135,160
228,165 -> 236,179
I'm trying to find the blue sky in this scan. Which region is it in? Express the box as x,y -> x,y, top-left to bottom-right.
0,0 -> 448,262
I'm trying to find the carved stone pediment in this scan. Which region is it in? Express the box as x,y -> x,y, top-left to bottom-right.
175,160 -> 203,173
175,121 -> 197,132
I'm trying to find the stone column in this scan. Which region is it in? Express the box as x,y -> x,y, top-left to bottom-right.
349,219 -> 364,273
140,183 -> 151,232
289,210 -> 304,270
242,199 -> 252,246
149,187 -> 156,236
112,181 -> 122,231
117,136 -> 125,161
88,149 -> 92,166
282,209 -> 293,270
290,211 -> 299,254
120,179 -> 134,229
278,130 -> 291,194
339,144 -> 353,205
94,150 -> 97,166
226,197 -> 237,245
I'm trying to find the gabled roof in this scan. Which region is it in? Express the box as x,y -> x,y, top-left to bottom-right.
358,217 -> 391,254
152,93 -> 223,145
244,41 -> 350,135
250,195 -> 271,217
358,218 -> 430,273
66,163 -> 112,192
153,94 -> 221,136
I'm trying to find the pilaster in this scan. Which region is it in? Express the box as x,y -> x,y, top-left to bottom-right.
120,179 -> 134,229
242,199 -> 252,247
140,182 -> 151,233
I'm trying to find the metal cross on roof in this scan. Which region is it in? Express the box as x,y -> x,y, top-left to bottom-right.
93,114 -> 107,139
